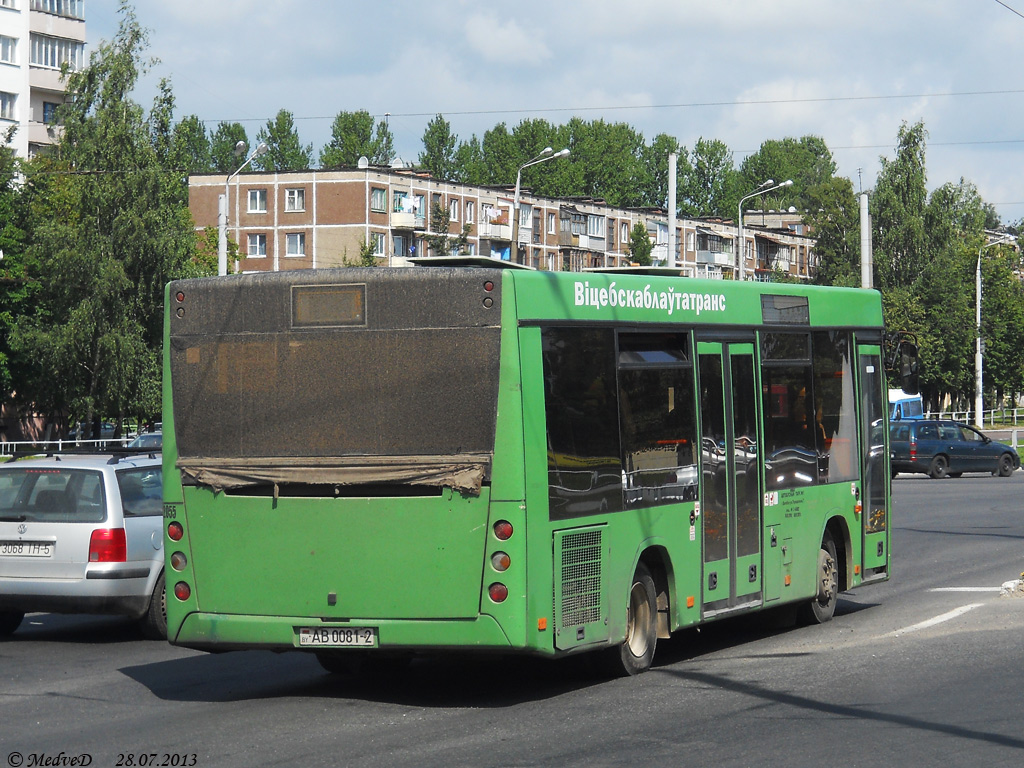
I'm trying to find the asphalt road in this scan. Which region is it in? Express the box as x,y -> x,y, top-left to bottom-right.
2,473 -> 1023,768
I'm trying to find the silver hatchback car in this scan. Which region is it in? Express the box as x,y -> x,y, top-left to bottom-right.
0,452 -> 165,638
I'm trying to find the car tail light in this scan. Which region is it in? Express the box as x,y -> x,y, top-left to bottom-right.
89,528 -> 127,562
493,520 -> 513,541
910,438 -> 917,460
167,521 -> 183,541
488,583 -> 508,603
173,581 -> 191,601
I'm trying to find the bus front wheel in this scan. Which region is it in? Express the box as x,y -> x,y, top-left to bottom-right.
798,532 -> 838,625
600,562 -> 657,676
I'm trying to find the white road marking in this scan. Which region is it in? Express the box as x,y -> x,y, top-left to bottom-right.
929,587 -> 1004,592
893,603 -> 984,636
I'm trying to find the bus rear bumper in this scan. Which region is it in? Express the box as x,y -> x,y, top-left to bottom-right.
170,611 -> 520,653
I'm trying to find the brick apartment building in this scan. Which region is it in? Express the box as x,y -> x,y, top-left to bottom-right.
188,164 -> 817,280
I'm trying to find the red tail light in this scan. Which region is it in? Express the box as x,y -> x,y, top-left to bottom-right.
910,438 -> 917,459
89,528 -> 127,562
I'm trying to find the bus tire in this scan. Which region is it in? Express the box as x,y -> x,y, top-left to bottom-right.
0,610 -> 24,637
139,572 -> 167,640
928,455 -> 949,479
798,532 -> 838,625
599,562 -> 657,676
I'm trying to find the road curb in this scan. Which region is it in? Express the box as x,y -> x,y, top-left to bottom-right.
999,579 -> 1024,597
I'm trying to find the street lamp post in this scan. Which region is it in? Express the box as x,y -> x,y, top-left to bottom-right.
218,141 -> 269,276
975,235 -> 1015,427
737,179 -> 793,280
512,147 -> 569,264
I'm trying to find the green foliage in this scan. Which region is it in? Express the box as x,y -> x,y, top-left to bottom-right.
423,196 -> 470,256
805,176 -> 860,287
739,136 -> 835,212
873,121 -> 928,290
7,1 -> 196,433
210,121 -> 249,173
681,138 -> 736,217
255,109 -> 313,171
628,221 -> 653,266
319,110 -> 394,169
419,114 -> 458,180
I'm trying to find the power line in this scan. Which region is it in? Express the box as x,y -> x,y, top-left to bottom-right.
993,0 -> 1024,20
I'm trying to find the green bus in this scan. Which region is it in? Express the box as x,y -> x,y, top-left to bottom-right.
162,261 -> 904,675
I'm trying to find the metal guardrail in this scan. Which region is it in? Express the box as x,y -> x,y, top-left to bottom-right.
0,437 -> 134,458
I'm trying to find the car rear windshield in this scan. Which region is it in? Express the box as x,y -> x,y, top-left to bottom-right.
0,468 -> 106,523
116,467 -> 163,517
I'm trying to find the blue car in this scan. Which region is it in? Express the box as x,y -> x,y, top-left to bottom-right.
890,420 -> 1020,479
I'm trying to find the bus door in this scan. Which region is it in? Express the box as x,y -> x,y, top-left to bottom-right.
858,346 -> 889,577
697,339 -> 762,617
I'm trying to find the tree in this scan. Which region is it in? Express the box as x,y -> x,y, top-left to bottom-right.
419,114 -> 458,180
319,110 -> 394,169
628,221 -> 653,266
739,136 -> 835,212
172,114 -> 212,175
209,121 -> 249,174
9,2 -> 196,436
255,109 -> 313,171
638,134 -> 685,210
423,195 -> 470,256
872,121 -> 928,290
0,126 -> 27,402
805,176 -> 860,286
682,137 -> 736,217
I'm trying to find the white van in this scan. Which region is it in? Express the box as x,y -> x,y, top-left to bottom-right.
889,389 -> 924,421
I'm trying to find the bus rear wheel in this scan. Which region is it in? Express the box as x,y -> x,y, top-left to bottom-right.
599,562 -> 657,676
798,532 -> 838,625
0,610 -> 24,637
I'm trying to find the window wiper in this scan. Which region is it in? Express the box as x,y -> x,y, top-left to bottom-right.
0,514 -> 27,522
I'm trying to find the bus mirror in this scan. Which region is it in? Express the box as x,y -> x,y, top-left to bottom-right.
900,342 -> 919,395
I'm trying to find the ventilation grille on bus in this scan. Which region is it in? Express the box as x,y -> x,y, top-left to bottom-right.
559,529 -> 603,628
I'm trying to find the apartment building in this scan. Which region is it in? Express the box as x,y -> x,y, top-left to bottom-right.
188,165 -> 817,280
0,0 -> 84,158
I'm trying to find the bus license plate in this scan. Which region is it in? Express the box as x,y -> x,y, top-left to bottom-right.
0,541 -> 53,557
298,626 -> 377,647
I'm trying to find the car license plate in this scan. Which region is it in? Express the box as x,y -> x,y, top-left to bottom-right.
298,626 -> 377,647
0,541 -> 53,557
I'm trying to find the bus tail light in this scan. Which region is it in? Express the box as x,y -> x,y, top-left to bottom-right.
173,582 -> 191,601
89,528 -> 127,562
493,520 -> 513,540
170,551 -> 188,571
491,552 -> 510,572
488,583 -> 508,602
168,521 -> 184,541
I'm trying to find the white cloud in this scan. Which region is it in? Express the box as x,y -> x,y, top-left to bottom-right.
463,13 -> 551,65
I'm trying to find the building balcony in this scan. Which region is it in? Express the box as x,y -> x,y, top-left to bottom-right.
478,220 -> 511,241
390,211 -> 425,230
696,249 -> 734,267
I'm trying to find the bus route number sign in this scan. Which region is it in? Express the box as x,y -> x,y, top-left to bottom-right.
298,626 -> 377,647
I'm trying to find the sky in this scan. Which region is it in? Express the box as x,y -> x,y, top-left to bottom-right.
88,0 -> 1024,222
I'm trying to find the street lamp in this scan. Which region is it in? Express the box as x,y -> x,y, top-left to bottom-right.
737,178 -> 793,281
218,141 -> 269,276
511,147 -> 569,264
975,234 -> 1015,427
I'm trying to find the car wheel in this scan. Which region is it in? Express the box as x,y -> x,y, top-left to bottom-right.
139,572 -> 167,640
998,453 -> 1015,477
0,610 -> 24,637
928,455 -> 949,479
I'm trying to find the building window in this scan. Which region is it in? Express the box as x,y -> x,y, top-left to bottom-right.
285,188 -> 305,212
42,101 -> 59,124
392,190 -> 407,213
465,200 -> 475,224
248,189 -> 267,213
449,198 -> 459,222
621,222 -> 630,243
286,233 -> 305,257
0,36 -> 16,65
0,1 -> 15,10
370,232 -> 385,256
30,0 -> 85,19
247,234 -> 267,258
0,92 -> 15,121
548,212 -> 556,234
588,215 -> 604,238
370,187 -> 387,212
30,33 -> 84,70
